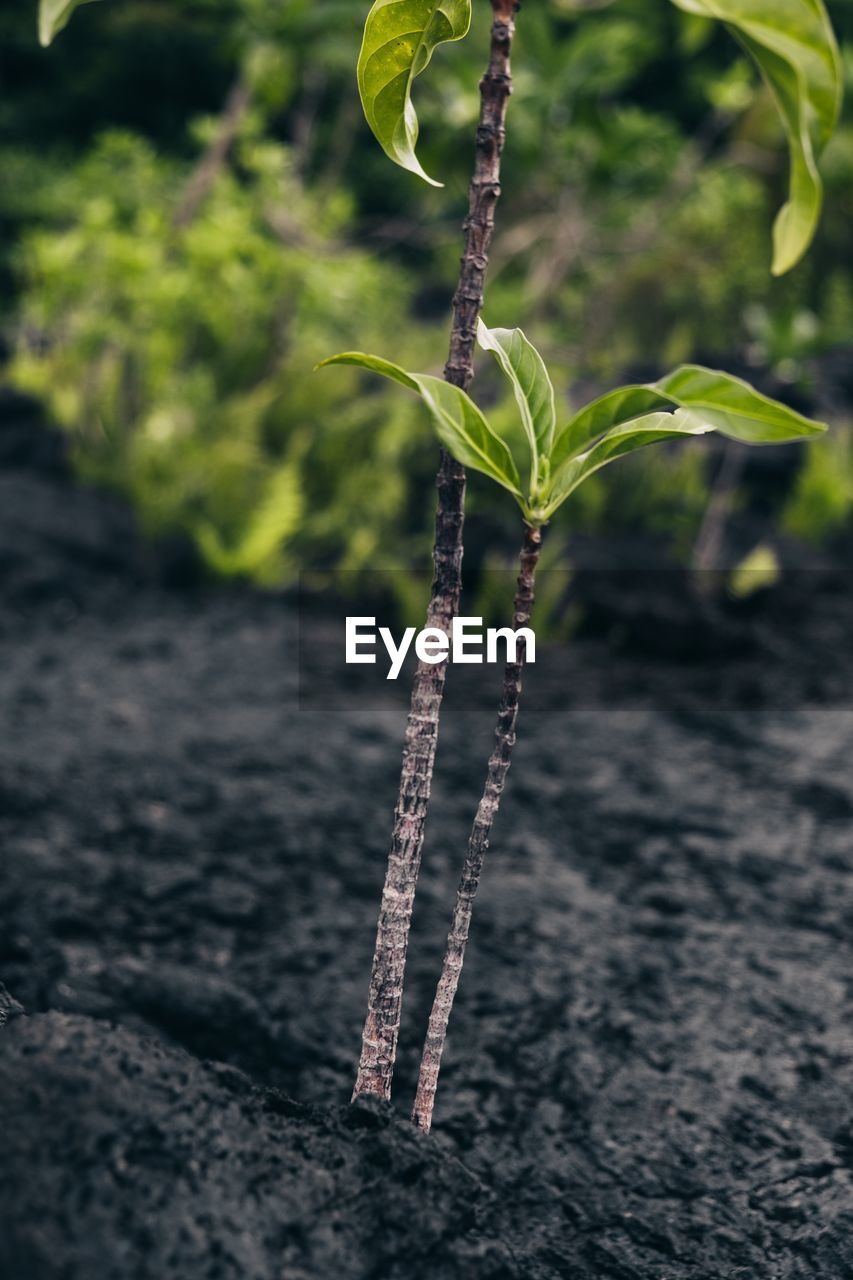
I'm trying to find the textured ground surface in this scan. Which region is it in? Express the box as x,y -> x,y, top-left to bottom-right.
2,395 -> 853,1278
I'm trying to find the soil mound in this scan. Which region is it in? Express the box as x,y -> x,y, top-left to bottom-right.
0,1012 -> 510,1280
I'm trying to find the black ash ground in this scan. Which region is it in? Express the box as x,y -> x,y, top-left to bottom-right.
2,394 -> 853,1278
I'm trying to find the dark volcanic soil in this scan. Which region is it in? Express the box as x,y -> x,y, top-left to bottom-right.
3,394 -> 853,1279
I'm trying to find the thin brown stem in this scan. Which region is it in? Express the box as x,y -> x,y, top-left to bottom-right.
412,522 -> 543,1133
692,441 -> 746,576
172,76 -> 252,231
352,0 -> 520,1103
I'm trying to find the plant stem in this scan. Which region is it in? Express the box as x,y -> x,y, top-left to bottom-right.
352,0 -> 521,1104
172,75 -> 252,230
692,441 -> 746,576
412,521 -> 542,1133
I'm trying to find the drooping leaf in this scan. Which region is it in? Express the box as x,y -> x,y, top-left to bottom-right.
477,320 -> 556,494
669,0 -> 842,274
550,363 -> 827,471
357,0 -> 472,187
318,352 -> 522,498
39,0 -> 102,46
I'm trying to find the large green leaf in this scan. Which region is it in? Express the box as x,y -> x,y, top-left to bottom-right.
653,365 -> 827,443
39,0 -> 102,46
318,352 -> 522,498
542,364 -> 827,520
670,0 -> 842,274
477,320 -> 556,496
551,363 -> 827,470
357,0 -> 472,186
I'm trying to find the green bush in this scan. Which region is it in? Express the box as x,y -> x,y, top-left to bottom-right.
4,0 -> 853,576
784,423 -> 853,544
11,130 -> 442,582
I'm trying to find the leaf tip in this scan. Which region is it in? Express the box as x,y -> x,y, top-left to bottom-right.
771,225 -> 809,275
770,251 -> 796,278
404,158 -> 443,188
381,144 -> 444,187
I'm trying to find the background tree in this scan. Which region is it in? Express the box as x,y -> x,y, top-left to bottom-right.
6,1 -> 851,590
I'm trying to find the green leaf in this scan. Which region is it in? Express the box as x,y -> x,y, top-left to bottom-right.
549,385 -> 677,472
653,364 -> 828,443
320,351 -> 826,527
194,463 -> 302,585
729,542 -> 781,597
551,363 -> 826,470
357,0 -> 472,187
541,411 -> 714,518
542,364 -> 827,520
477,320 -> 556,495
316,351 -> 419,392
669,0 -> 842,274
39,0 -> 102,46
411,374 -> 522,497
317,352 -> 522,499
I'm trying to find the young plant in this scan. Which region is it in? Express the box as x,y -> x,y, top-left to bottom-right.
321,320 -> 828,1130
342,0 -> 840,1108
36,0 -> 523,1104
40,0 -> 841,1117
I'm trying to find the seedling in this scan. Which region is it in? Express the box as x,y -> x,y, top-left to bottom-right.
40,0 -> 842,1123
337,0 -> 841,1112
321,320 -> 827,1129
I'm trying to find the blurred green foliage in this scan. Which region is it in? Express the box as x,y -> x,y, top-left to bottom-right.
2,0 -> 852,582
784,421 -> 853,542
11,129 -> 439,581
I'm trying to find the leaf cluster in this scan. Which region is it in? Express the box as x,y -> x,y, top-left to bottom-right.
321,322 -> 827,525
